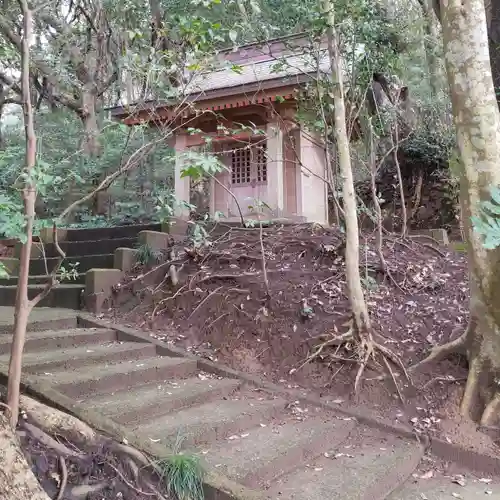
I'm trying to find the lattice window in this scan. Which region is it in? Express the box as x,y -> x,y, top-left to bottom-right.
230,142 -> 268,185
255,144 -> 267,182
231,149 -> 251,185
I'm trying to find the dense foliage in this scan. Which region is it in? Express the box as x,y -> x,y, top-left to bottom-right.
0,0 -> 455,238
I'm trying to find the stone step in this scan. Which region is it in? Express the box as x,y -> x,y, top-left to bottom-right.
32,237 -> 136,258
202,414 -> 356,489
27,253 -> 114,275
63,223 -> 162,242
134,394 -> 286,448
264,426 -> 423,500
0,341 -> 156,374
0,284 -> 84,309
388,470 -> 500,499
0,328 -> 117,355
47,355 -> 198,399
0,274 -> 85,286
88,376 -> 242,426
0,307 -> 78,335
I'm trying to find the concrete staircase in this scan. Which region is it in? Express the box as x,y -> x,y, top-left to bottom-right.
0,223 -> 161,309
0,314 -> 431,500
0,310 -> 497,498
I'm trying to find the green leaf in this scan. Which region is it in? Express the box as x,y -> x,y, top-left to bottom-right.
0,263 -> 9,279
230,64 -> 244,74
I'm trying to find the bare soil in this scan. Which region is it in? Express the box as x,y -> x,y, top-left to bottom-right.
102,223 -> 499,459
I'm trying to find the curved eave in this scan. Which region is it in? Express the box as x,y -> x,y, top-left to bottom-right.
110,74 -> 314,126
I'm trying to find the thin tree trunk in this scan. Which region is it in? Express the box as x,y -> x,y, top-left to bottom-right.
6,0 -> 37,429
367,120 -> 387,272
392,120 -> 407,237
322,0 -> 370,333
0,103 -> 4,149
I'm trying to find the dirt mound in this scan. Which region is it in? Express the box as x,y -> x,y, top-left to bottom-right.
103,223 -> 500,455
108,225 -> 463,377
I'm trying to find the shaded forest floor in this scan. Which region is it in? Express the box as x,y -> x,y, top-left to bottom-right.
102,223 -> 499,458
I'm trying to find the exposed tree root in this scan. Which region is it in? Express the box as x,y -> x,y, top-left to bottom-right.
110,441 -> 151,469
68,482 -> 108,500
107,462 -> 156,497
460,355 -> 482,418
55,457 -> 67,500
410,324 -> 470,373
198,272 -> 260,284
21,422 -> 83,458
354,336 -> 374,393
422,375 -> 466,389
480,391 -> 500,426
12,396 -> 175,499
382,355 -> 405,403
188,286 -> 223,320
409,319 -> 500,425
295,324 -> 410,400
20,395 -> 96,443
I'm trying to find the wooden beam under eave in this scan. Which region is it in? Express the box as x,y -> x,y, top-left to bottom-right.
116,84 -> 301,127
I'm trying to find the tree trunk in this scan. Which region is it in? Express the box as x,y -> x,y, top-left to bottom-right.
322,0 -> 370,333
0,103 -> 4,149
421,0 -> 444,96
81,88 -> 100,157
0,413 -> 50,499
439,0 -> 500,424
6,0 -> 37,429
486,0 -> 500,107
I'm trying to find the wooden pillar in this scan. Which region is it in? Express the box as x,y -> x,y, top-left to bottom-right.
266,121 -> 284,216
297,128 -> 329,224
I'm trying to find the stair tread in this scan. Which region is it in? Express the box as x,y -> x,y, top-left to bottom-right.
1,274 -> 84,279
0,307 -> 77,327
387,473 -> 500,499
0,283 -> 84,289
265,426 -> 423,500
64,223 -> 161,241
88,376 -> 241,416
29,252 -> 114,261
0,327 -> 114,344
202,414 -> 355,487
135,395 -> 286,444
43,355 -> 194,385
0,341 -> 150,368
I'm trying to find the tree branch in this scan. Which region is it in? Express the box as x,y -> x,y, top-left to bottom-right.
0,12 -> 81,112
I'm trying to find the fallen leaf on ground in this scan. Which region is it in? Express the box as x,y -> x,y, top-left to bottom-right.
452,475 -> 466,487
419,470 -> 434,479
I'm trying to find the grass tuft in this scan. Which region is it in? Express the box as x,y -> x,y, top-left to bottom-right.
155,452 -> 205,500
135,243 -> 163,266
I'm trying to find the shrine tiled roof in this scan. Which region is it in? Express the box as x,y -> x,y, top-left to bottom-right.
183,50 -> 330,94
